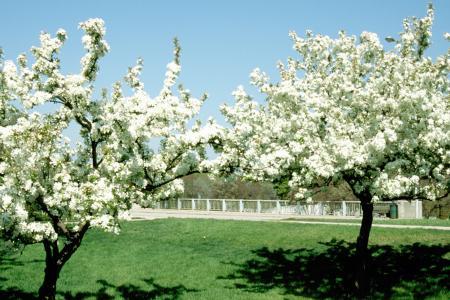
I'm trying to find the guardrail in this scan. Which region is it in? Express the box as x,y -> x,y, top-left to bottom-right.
156,199 -> 424,218
157,199 -> 368,216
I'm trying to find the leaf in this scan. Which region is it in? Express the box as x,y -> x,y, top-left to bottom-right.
385,36 -> 396,43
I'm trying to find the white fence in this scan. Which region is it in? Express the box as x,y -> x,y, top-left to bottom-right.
156,199 -> 424,218
157,198 -> 367,216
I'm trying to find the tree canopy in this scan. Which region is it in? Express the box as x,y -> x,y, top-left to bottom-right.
217,6 -> 449,205
0,18 -> 221,298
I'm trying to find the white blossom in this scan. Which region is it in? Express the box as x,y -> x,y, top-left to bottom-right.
0,19 -> 222,248
217,6 -> 449,204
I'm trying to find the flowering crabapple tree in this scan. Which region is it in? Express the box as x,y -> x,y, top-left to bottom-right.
0,19 -> 221,299
216,6 -> 449,293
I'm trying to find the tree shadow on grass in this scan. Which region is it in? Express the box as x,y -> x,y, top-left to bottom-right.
0,278 -> 198,300
0,258 -> 35,300
60,278 -> 198,299
220,239 -> 450,299
0,259 -> 44,299
0,246 -> 197,300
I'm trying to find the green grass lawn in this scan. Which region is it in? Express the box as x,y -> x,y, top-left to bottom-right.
1,219 -> 449,299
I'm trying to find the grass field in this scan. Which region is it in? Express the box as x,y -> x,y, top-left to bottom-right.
1,219 -> 449,299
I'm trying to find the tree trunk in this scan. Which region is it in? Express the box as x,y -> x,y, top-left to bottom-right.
354,199 -> 374,296
38,242 -> 61,300
38,224 -> 89,299
38,262 -> 60,299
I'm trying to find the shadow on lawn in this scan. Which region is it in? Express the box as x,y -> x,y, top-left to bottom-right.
221,239 -> 450,299
0,256 -> 43,300
60,278 -> 198,300
0,276 -> 197,300
0,244 -> 197,300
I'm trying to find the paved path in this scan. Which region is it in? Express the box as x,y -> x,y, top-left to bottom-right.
281,220 -> 450,231
130,208 -> 450,231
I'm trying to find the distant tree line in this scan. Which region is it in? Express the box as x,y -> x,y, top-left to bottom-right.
182,174 -> 358,202
182,174 -> 278,200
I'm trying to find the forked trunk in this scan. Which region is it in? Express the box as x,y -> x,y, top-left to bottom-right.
38,224 -> 89,299
354,199 -> 374,296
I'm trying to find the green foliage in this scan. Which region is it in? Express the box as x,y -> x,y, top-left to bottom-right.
272,176 -> 291,200
0,237 -> 23,258
273,176 -> 358,202
183,174 -> 278,199
311,181 -> 358,202
423,198 -> 450,219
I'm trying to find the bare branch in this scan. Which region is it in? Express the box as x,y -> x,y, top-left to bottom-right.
35,195 -> 71,238
144,170 -> 200,192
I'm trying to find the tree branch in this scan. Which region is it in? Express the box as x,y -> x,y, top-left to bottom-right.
57,221 -> 90,267
43,239 -> 53,262
91,140 -> 99,169
144,170 -> 200,192
36,195 -> 71,238
56,96 -> 92,131
384,190 -> 450,202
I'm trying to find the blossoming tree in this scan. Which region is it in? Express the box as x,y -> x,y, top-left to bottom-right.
0,19 -> 221,299
216,6 -> 449,292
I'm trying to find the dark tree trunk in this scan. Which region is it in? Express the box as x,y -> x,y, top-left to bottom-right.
38,224 -> 89,299
38,241 -> 61,300
354,199 -> 374,296
38,261 -> 60,300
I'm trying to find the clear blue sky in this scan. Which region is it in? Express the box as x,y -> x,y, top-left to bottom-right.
1,0 -> 449,125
